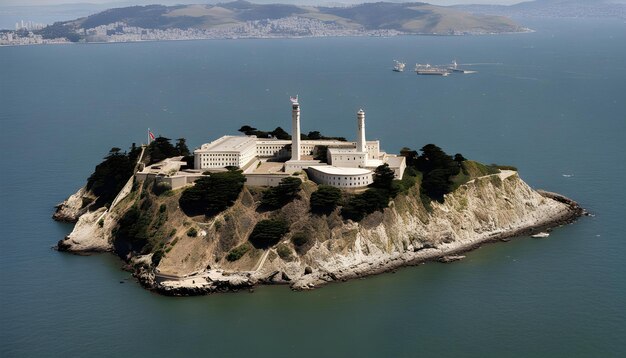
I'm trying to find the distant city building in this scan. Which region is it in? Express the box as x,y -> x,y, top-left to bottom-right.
15,20 -> 46,31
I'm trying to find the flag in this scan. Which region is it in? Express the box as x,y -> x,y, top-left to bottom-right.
148,129 -> 155,141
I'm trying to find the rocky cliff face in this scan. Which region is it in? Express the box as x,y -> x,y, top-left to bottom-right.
57,207 -> 117,252
56,170 -> 582,295
52,186 -> 96,222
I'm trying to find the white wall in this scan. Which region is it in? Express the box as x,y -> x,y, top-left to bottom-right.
308,168 -> 373,188
245,174 -> 292,187
329,152 -> 368,168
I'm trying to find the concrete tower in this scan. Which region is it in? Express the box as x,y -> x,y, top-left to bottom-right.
291,96 -> 301,161
357,109 -> 366,153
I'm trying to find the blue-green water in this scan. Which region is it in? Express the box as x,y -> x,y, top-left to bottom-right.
1,19 -> 625,357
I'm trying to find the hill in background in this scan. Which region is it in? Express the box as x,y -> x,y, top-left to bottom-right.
456,0 -> 626,19
36,1 -> 525,42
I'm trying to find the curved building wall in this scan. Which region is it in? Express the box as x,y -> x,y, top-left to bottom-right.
308,167 -> 373,188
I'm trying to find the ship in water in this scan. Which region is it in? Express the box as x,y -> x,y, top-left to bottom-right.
393,60 -> 406,72
447,60 -> 477,74
414,63 -> 449,76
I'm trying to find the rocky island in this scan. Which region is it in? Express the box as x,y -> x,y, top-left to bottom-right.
54,99 -> 582,296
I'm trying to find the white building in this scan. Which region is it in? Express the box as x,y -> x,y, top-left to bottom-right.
193,97 -> 406,188
307,166 -> 373,188
194,135 -> 257,170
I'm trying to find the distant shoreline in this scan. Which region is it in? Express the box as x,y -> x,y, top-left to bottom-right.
0,28 -> 534,48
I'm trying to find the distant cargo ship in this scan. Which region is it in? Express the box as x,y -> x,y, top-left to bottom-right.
447,60 -> 477,74
415,63 -> 449,76
393,60 -> 406,72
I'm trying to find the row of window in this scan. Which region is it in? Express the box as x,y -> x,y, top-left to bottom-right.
335,156 -> 363,161
203,159 -> 239,162
314,174 -> 372,187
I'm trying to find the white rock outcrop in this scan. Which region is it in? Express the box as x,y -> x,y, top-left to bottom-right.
57,207 -> 116,252
52,186 -> 96,222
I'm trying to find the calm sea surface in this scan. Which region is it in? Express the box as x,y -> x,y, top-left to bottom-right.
1,18 -> 625,357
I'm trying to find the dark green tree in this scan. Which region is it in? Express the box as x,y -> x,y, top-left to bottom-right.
313,145 -> 328,163
270,127 -> 291,140
414,144 -> 462,201
261,177 -> 302,209
179,170 -> 247,216
307,131 -> 322,140
340,188 -> 390,221
238,125 -> 257,134
310,185 -> 342,214
400,147 -> 418,167
148,136 -> 178,164
372,164 -> 396,190
86,147 -> 134,207
175,138 -> 190,156
421,169 -> 451,201
115,204 -> 152,251
248,219 -> 289,249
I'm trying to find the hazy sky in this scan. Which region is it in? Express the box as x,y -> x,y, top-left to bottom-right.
1,0 -> 527,7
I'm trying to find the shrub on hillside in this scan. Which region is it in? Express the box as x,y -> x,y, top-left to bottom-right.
179,170 -> 246,217
291,232 -> 310,247
226,243 -> 251,262
490,164 -> 518,171
186,227 -> 198,237
291,232 -> 312,255
310,185 -> 342,214
153,182 -> 172,196
261,177 -> 302,210
340,188 -> 390,222
415,144 -> 462,202
372,163 -> 396,190
276,244 -> 293,261
248,219 -> 289,249
116,204 -> 152,250
147,137 -> 178,165
87,147 -> 138,207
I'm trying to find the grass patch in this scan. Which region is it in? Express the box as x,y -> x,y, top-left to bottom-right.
449,170 -> 470,192
490,164 -> 518,171
462,160 -> 500,178
276,244 -> 293,261
226,243 -> 251,262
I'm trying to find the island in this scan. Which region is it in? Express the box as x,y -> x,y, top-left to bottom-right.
54,97 -> 583,296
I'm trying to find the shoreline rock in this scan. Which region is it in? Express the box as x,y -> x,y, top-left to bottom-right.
142,185 -> 583,296
56,207 -> 114,253
52,186 -> 96,223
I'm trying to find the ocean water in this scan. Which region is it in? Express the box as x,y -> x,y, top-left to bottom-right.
1,18 -> 625,357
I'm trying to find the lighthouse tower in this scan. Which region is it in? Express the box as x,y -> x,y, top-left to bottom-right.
357,109 -> 366,153
291,96 -> 301,161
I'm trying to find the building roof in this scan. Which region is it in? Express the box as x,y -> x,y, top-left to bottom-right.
309,165 -> 372,176
385,155 -> 406,167
364,159 -> 385,168
198,135 -> 256,152
255,139 -> 377,147
328,147 -> 365,154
